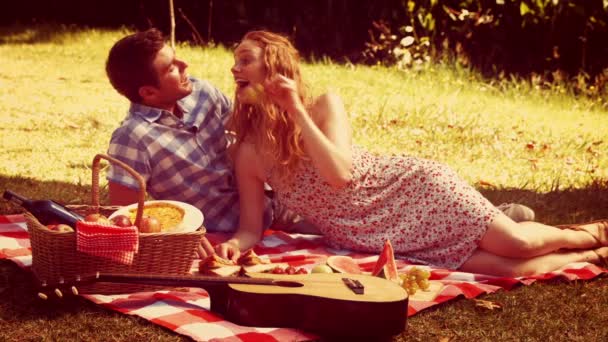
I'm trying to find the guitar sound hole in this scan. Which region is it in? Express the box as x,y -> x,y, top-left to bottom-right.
273,281 -> 303,288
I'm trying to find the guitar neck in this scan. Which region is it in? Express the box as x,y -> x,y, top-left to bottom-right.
96,272 -> 276,288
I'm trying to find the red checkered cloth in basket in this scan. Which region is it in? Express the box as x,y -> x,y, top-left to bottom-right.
76,221 -> 139,265
1,214 -> 607,342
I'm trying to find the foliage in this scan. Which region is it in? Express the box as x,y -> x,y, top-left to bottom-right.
362,20 -> 433,70
362,0 -> 608,95
5,1 -> 608,91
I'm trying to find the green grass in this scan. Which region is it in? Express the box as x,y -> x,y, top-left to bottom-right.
1,25 -> 607,341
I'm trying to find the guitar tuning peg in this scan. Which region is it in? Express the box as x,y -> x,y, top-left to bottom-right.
54,288 -> 63,298
71,286 -> 79,296
38,292 -> 49,300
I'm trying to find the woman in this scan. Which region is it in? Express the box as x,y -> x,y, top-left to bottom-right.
215,30 -> 608,277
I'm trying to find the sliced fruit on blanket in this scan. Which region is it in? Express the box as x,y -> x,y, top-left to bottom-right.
311,264 -> 334,274
199,254 -> 240,276
199,254 -> 236,269
237,249 -> 267,266
371,240 -> 400,283
242,262 -> 289,274
326,255 -> 363,274
202,266 -> 242,277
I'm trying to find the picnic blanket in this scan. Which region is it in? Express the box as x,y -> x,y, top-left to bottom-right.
1,214 -> 606,341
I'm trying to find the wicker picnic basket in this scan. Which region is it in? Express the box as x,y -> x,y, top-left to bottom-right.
27,154 -> 206,294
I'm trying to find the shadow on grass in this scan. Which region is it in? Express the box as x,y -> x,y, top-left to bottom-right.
0,175 -> 98,215
0,261 -> 189,341
1,174 -> 606,223
0,23 -> 121,45
402,274 -> 608,342
0,260 -> 86,317
478,178 -> 608,224
1,24 -> 70,44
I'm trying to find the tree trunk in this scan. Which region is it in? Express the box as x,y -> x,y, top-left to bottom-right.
169,0 -> 175,48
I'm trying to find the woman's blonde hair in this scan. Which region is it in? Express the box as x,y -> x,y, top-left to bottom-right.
228,30 -> 309,180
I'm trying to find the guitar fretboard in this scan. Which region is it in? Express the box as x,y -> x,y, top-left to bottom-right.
96,272 -> 278,287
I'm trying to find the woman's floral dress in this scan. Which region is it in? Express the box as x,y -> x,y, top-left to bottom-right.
267,146 -> 502,269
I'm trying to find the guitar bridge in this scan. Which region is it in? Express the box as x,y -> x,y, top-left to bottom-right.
342,277 -> 364,295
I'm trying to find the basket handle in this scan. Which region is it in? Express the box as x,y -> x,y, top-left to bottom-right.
92,154 -> 146,228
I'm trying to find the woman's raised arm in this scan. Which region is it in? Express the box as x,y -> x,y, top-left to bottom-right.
265,75 -> 353,189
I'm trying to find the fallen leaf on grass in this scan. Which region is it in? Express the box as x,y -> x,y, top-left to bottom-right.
586,146 -> 599,157
476,180 -> 496,188
474,299 -> 502,310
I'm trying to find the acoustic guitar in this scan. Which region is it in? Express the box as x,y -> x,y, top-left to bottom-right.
38,272 -> 409,338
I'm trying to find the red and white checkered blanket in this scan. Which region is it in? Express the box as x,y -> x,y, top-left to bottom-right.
1,214 -> 606,341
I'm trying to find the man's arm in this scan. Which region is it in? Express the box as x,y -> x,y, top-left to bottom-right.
108,181 -> 140,206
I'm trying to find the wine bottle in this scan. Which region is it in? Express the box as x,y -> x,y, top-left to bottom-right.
3,190 -> 84,228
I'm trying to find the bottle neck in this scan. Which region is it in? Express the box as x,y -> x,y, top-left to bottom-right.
3,190 -> 28,206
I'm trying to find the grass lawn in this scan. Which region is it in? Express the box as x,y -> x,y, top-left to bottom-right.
0,25 -> 607,341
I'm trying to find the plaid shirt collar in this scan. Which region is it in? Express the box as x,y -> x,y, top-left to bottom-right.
129,101 -> 198,129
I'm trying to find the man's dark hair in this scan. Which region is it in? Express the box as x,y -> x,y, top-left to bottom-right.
105,28 -> 165,103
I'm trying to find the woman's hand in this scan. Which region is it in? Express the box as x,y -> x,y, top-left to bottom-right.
263,74 -> 305,115
215,239 -> 241,262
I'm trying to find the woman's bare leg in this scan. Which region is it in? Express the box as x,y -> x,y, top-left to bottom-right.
478,214 -> 605,258
459,247 -> 608,277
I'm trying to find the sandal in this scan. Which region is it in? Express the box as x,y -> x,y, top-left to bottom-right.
592,247 -> 608,268
557,220 -> 608,247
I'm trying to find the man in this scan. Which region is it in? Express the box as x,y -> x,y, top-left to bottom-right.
104,28 -> 272,233
104,28 -> 534,236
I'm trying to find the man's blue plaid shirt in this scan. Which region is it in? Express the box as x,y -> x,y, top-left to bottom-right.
107,77 -> 271,232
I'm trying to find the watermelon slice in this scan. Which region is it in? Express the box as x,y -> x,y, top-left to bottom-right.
371,240 -> 400,283
326,255 -> 363,274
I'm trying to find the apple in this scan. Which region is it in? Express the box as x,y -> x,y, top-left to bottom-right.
138,215 -> 162,233
55,224 -> 74,232
45,224 -> 73,232
84,213 -> 110,223
110,214 -> 133,227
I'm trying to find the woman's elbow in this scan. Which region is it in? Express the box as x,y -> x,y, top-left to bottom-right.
328,170 -> 353,190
